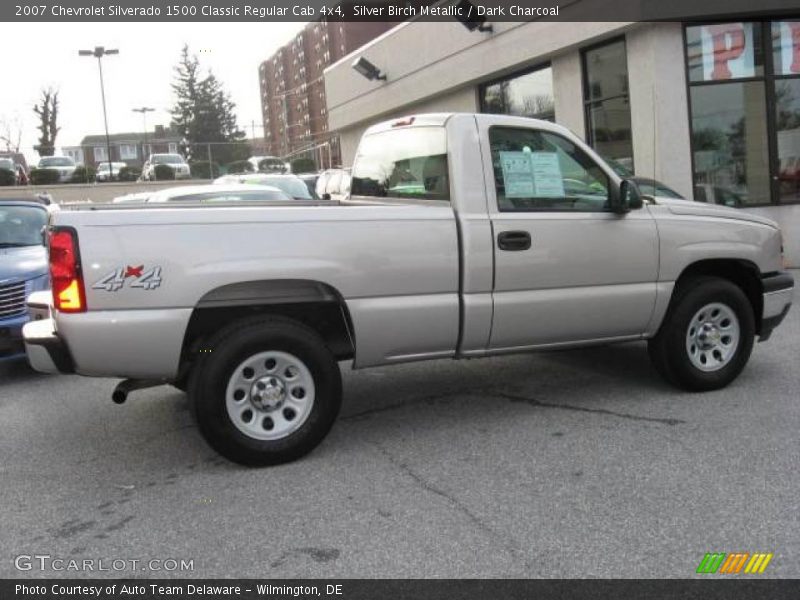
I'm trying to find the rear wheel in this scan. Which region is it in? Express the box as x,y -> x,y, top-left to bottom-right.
189,317 -> 342,466
649,276 -> 755,391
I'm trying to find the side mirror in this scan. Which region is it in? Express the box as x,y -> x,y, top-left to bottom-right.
612,179 -> 643,214
321,193 -> 331,201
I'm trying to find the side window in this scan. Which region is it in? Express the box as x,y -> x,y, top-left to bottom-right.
351,127 -> 449,201
490,127 -> 609,211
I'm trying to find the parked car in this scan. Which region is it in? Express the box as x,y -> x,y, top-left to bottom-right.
315,168 -> 351,201
214,173 -> 313,200
297,173 -> 320,198
249,156 -> 288,173
142,154 -> 191,181
95,161 -> 128,182
111,192 -> 154,204
36,156 -> 77,183
0,200 -> 50,361
23,113 -> 793,466
146,184 -> 293,204
0,158 -> 18,185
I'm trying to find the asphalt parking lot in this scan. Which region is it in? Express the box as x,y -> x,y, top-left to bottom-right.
1,282 -> 797,579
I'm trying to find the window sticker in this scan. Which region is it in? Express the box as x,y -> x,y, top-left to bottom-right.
499,150 -> 565,198
529,152 -> 565,198
499,151 -> 535,197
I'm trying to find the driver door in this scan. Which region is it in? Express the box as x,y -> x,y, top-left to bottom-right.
482,123 -> 659,350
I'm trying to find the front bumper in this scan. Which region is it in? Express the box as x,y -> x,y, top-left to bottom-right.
0,313 -> 28,362
760,271 -> 794,341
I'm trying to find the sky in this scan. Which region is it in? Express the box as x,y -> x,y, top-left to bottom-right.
0,22 -> 307,164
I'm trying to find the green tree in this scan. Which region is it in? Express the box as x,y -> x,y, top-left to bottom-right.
170,45 -> 248,165
33,88 -> 60,157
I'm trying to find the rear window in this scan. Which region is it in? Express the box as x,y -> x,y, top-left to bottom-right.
351,127 -> 449,201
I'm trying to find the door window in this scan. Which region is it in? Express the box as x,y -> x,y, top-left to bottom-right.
489,127 -> 609,211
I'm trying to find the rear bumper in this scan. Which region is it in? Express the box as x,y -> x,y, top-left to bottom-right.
760,271 -> 794,341
23,318 -> 74,374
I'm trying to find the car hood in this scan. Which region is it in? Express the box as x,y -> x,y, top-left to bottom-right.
0,245 -> 48,282
653,197 -> 778,229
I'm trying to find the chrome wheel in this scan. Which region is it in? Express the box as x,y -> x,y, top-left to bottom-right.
225,351 -> 315,440
685,302 -> 740,372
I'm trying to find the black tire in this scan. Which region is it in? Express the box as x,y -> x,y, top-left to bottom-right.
188,316 -> 342,466
648,276 -> 755,391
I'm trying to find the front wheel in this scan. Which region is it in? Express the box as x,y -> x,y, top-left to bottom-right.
189,317 -> 342,466
649,276 -> 755,391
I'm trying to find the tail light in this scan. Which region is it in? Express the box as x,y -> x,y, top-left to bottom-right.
49,227 -> 86,313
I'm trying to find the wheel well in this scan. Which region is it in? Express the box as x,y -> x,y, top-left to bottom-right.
675,259 -> 763,333
178,280 -> 355,378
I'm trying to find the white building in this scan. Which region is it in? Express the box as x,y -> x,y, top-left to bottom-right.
324,19 -> 800,265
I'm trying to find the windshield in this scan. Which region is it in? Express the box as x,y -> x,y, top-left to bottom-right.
633,178 -> 684,199
153,154 -> 184,164
39,157 -> 73,167
0,205 -> 47,247
0,159 -> 14,170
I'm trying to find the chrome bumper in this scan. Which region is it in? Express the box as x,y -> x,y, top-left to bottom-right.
760,271 -> 793,341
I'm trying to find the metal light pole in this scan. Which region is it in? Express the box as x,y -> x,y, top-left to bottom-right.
132,107 -> 154,166
79,46 -> 118,179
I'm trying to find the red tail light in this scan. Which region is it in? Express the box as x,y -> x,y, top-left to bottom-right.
49,228 -> 86,313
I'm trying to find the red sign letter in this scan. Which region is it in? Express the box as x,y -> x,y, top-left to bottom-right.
708,24 -> 746,80
788,21 -> 800,74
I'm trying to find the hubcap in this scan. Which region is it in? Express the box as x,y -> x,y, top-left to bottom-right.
225,351 -> 315,440
685,302 -> 740,372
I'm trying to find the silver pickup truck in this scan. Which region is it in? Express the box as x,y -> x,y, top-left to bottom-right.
24,113 -> 794,466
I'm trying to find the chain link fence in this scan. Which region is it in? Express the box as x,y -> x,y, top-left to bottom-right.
1,138 -> 338,188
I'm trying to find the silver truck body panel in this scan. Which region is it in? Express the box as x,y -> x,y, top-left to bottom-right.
27,113 -> 789,381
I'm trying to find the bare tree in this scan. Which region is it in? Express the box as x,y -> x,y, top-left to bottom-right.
0,116 -> 22,153
33,87 -> 60,157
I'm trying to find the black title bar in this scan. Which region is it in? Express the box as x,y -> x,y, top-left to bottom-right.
3,0 -> 799,22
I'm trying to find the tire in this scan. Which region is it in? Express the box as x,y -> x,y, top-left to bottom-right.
188,316 -> 342,466
648,276 -> 755,391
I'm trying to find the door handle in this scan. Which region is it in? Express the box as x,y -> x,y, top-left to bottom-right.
497,230 -> 531,251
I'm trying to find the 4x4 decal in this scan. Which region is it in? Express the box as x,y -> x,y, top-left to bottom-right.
92,265 -> 162,291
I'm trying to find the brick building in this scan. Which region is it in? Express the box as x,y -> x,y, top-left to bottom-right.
62,125 -> 182,170
259,20 -> 392,167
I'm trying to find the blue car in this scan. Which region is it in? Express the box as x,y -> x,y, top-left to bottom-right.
0,200 -> 50,362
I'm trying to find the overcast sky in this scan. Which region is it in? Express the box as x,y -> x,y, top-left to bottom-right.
0,22 -> 307,163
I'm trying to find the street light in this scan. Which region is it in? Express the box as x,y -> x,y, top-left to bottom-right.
78,46 -> 118,179
132,107 -> 155,166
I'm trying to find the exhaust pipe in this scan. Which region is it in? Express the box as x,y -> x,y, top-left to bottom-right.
112,379 -> 164,404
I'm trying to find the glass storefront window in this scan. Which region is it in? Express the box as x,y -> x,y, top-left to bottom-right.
686,23 -> 763,82
772,20 -> 800,76
480,66 -> 555,121
775,78 -> 800,203
583,39 -> 634,171
690,82 -> 770,206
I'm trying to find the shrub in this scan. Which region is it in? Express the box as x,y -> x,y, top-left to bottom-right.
29,168 -> 61,185
154,164 -> 176,181
70,166 -> 96,184
226,160 -> 254,175
0,168 -> 16,186
190,160 -> 221,179
118,166 -> 141,182
290,157 -> 316,174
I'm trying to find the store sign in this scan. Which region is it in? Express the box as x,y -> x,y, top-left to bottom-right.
699,23 -> 756,80
775,21 -> 800,75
